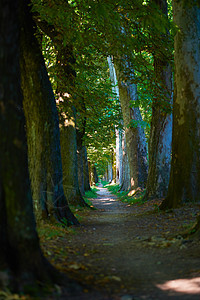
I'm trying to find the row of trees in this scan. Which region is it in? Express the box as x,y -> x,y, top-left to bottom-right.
103,0 -> 200,212
0,0 -> 200,294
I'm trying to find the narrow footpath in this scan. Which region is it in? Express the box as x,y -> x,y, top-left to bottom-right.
43,185 -> 200,300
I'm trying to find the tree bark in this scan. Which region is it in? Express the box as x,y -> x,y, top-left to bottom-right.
144,0 -> 172,200
59,104 -> 88,207
77,141 -> 85,196
108,160 -> 113,183
89,163 -> 98,186
35,15 -> 88,208
119,131 -> 131,191
83,146 -> 91,192
160,0 -> 200,209
76,108 -> 88,196
20,2 -> 78,225
107,56 -> 123,187
0,0 -> 61,290
115,127 -> 123,186
115,58 -> 148,190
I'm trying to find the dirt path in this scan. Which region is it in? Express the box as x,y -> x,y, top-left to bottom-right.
45,185 -> 200,299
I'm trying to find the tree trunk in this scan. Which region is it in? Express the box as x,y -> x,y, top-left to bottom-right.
94,166 -> 99,184
119,132 -> 131,191
160,0 -> 200,209
108,160 -> 113,183
0,0 -> 61,290
59,104 -> 88,207
56,43 -> 89,207
89,163 -> 98,186
107,56 -> 123,187
144,0 -> 172,200
77,141 -> 85,196
116,127 -> 123,186
20,2 -> 78,225
83,146 -> 91,192
115,58 -> 148,190
76,110 -> 87,196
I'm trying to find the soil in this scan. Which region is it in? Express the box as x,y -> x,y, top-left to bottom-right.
44,184 -> 200,300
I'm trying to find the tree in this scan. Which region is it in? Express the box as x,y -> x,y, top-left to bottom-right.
107,56 -> 123,187
120,131 -> 131,191
58,101 -> 88,207
55,44 -> 89,208
114,57 -> 148,191
20,2 -> 78,224
144,0 -> 172,200
0,0 -> 61,290
82,146 -> 91,192
160,0 -> 200,209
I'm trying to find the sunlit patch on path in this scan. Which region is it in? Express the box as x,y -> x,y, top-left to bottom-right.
157,277 -> 200,294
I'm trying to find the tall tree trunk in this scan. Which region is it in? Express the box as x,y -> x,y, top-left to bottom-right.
77,140 -> 85,196
76,105 -> 88,196
83,146 -> 91,192
120,132 -> 131,191
89,163 -> 98,186
56,46 -> 89,207
35,18 -> 88,208
115,58 -> 148,190
144,0 -> 172,200
0,0 -> 61,289
107,56 -> 123,187
20,0 -> 78,225
160,0 -> 200,209
108,160 -> 113,182
116,127 -> 123,186
59,103 -> 88,207
94,166 -> 99,184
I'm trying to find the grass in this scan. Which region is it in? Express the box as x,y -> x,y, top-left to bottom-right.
83,186 -> 99,208
106,183 -> 146,205
84,186 -> 99,199
101,180 -> 109,187
37,221 -> 73,240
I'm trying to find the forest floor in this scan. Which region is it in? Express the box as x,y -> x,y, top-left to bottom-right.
40,184 -> 200,300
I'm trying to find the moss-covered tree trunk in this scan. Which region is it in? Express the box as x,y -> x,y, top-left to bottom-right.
160,0 -> 200,209
144,0 -> 172,201
59,103 -> 88,207
0,0 -> 62,289
56,45 -> 89,207
35,18 -> 88,208
20,3 -> 78,225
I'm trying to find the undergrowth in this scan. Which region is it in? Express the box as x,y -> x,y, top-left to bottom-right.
84,186 -> 98,199
106,183 -> 146,205
101,180 -> 109,187
37,187 -> 99,241
37,221 -> 74,240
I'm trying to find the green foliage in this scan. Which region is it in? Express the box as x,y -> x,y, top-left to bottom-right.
32,0 -> 174,176
101,180 -> 109,187
84,187 -> 99,199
